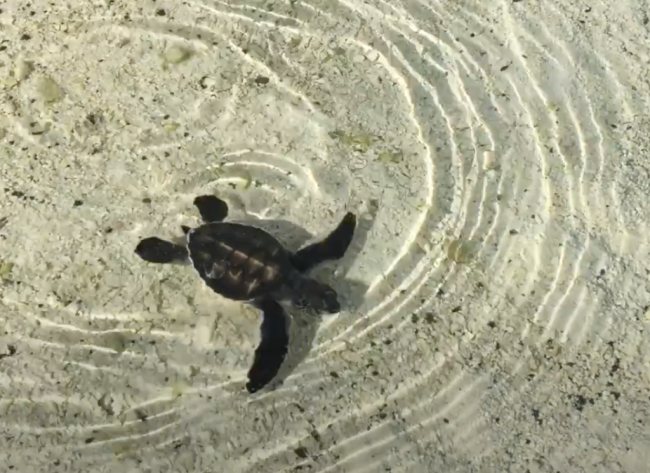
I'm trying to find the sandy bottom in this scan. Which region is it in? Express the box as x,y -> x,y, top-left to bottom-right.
1,0 -> 650,471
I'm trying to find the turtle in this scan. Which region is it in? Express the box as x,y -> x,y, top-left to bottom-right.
134,194 -> 357,393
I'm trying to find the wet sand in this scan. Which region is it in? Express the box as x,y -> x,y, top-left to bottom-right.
1,0 -> 649,471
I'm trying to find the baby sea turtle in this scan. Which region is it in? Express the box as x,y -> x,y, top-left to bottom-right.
134,195 -> 357,393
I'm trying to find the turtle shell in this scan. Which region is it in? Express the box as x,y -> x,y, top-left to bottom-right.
186,222 -> 294,301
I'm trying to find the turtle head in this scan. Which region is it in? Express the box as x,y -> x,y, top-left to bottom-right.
291,277 -> 340,314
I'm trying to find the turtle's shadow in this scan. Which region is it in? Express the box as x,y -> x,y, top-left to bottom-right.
242,210 -> 376,394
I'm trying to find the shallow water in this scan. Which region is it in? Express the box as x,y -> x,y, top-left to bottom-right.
1,0 -> 650,471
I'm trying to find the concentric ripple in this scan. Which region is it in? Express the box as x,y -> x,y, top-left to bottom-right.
1,0 -> 650,471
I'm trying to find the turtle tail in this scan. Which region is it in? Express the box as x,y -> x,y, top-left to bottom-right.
288,275 -> 340,314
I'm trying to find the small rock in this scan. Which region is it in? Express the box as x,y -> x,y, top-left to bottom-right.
164,45 -> 193,64
38,76 -> 64,103
14,59 -> 33,82
0,97 -> 17,114
163,121 -> 180,132
447,239 -> 480,264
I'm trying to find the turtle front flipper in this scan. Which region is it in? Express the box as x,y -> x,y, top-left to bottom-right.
290,212 -> 357,273
193,195 -> 229,223
135,237 -> 189,264
246,298 -> 289,394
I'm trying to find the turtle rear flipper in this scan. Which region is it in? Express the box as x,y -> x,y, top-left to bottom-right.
135,237 -> 189,264
289,277 -> 340,314
290,212 -> 357,273
193,195 -> 229,223
246,298 -> 289,394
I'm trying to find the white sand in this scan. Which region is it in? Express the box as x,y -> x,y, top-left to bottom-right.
1,0 -> 650,471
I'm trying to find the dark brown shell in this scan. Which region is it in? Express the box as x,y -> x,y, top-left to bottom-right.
187,222 -> 293,301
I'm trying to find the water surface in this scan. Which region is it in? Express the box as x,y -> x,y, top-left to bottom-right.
1,0 -> 649,471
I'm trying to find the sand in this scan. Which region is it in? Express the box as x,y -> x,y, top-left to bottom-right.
1,0 -> 649,471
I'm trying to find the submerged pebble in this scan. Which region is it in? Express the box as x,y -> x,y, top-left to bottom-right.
37,75 -> 64,103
